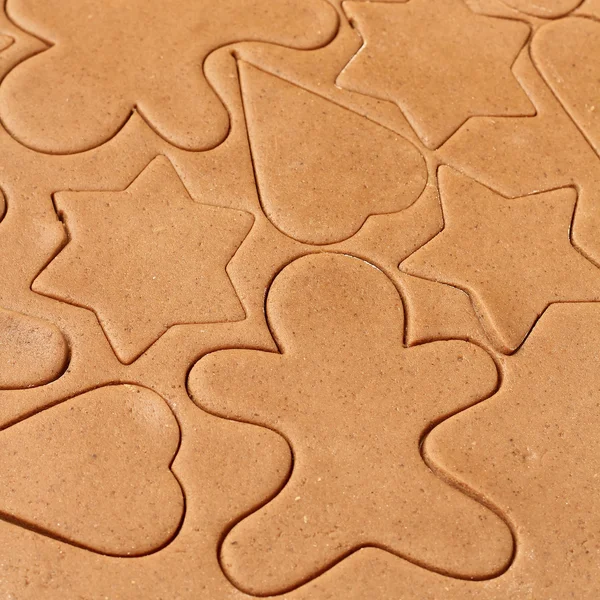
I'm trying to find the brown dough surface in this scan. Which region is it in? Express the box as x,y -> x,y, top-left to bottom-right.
0,0 -> 598,598
577,0 -> 600,16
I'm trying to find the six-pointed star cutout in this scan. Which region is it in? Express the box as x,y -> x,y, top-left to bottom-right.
189,253 -> 513,596
401,167 -> 600,353
337,0 -> 534,148
33,156 -> 253,364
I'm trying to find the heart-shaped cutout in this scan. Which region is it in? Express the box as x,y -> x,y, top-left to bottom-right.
0,384 -> 184,556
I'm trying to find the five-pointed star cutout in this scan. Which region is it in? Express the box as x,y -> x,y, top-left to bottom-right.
337,0 -> 534,148
189,253 -> 513,596
401,167 -> 600,353
33,156 -> 253,364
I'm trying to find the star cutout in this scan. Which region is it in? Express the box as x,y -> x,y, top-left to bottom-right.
337,0 -> 534,148
33,156 -> 253,364
401,167 -> 600,353
189,253 -> 513,596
